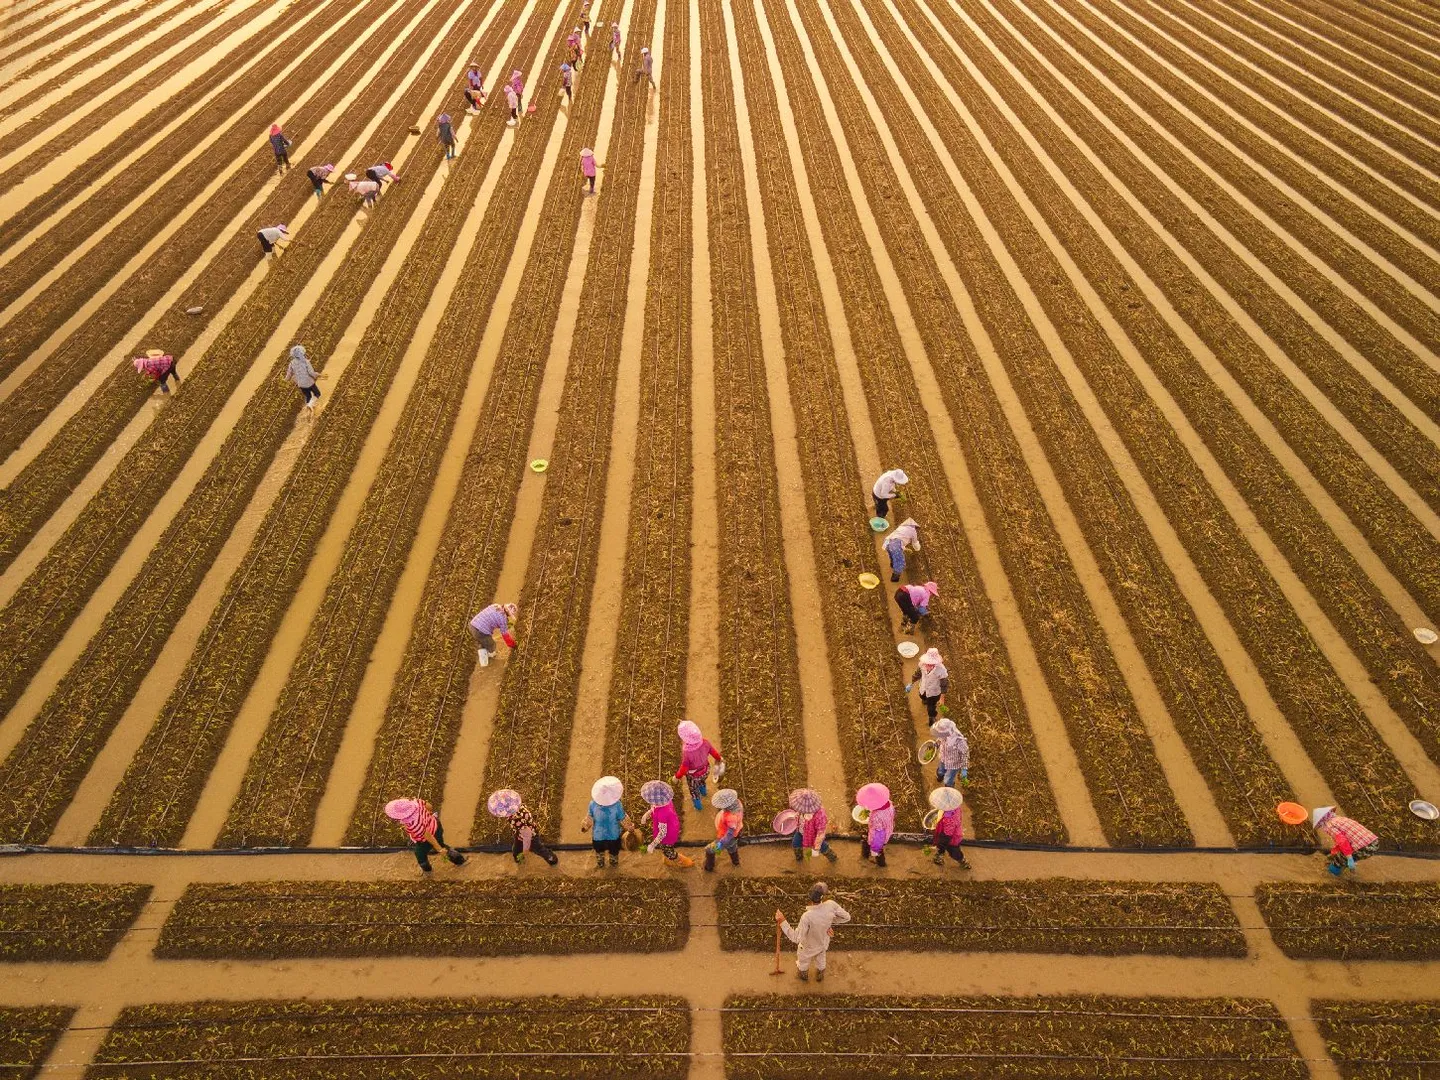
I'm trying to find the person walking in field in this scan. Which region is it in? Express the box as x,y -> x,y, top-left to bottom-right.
674,720 -> 723,810
567,27 -> 583,67
385,797 -> 467,873
306,163 -> 334,199
928,787 -> 970,868
775,882 -> 851,982
634,44 -> 654,87
348,178 -> 380,207
930,717 -> 968,787
788,789 -> 839,864
610,21 -> 621,59
872,467 -> 909,520
256,223 -> 289,255
581,776 -> 631,868
469,602 -> 518,667
465,66 -> 486,111
487,789 -> 559,865
883,517 -> 921,581
285,344 -> 321,409
560,63 -> 574,105
705,788 -> 743,872
907,647 -> 948,720
133,350 -> 179,394
366,161 -> 399,184
856,782 -> 894,868
1312,806 -> 1379,876
509,69 -> 525,109
504,82 -> 520,125
437,113 -> 456,159
580,0 -> 591,36
894,580 -> 937,634
639,780 -> 693,867
580,147 -> 596,193
268,123 -> 292,172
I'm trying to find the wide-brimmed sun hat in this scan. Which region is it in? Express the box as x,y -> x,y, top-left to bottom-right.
640,780 -> 674,806
856,782 -> 890,810
928,787 -> 963,812
384,797 -> 423,824
920,648 -> 942,667
486,788 -> 522,818
788,788 -> 822,814
591,776 -> 623,806
676,720 -> 703,747
930,718 -> 958,738
1311,805 -> 1336,829
712,788 -> 739,810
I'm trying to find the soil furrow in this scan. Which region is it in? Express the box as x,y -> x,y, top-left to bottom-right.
969,0 -> 1440,742
213,0 -> 577,848
899,0 -> 1439,846
599,0 -> 693,804
691,0 -> 807,821
0,1006 -> 72,1078
0,0 -> 485,846
0,0 -> 330,326
0,0 -> 373,391
0,883 -> 149,961
1313,1000 -> 1440,1078
0,0 -> 122,72
1312,0 -> 1440,77
0,0 -> 442,570
810,0 -> 1281,844
463,0 -> 662,844
85,0 -> 513,849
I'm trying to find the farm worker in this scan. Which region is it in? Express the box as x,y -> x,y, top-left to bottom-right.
639,780 -> 693,867
133,350 -> 179,394
581,775 -> 631,868
857,782 -> 894,867
465,68 -> 486,111
705,788 -> 743,872
561,63 -> 574,105
306,163 -> 334,199
504,83 -> 520,124
580,147 -> 596,192
634,45 -> 654,87
285,344 -> 321,409
907,647 -> 948,720
487,789 -> 559,865
580,0 -> 591,36
610,21 -> 622,58
930,717 -> 969,787
385,797 -> 466,873
1312,806 -> 1379,876
509,70 -> 525,107
929,788 -> 971,869
366,161 -> 399,184
883,518 -> 921,581
894,580 -> 937,633
674,720 -> 723,810
872,467 -> 909,519
268,123 -> 291,172
789,788 -> 839,864
567,27 -> 582,67
256,224 -> 289,255
469,602 -> 518,667
437,113 -> 456,159
775,882 -> 851,982
348,178 -> 380,207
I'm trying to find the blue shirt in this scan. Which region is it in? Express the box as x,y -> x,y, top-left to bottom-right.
589,800 -> 626,841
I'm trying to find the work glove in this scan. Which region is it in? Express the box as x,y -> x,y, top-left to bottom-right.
646,842 -> 658,854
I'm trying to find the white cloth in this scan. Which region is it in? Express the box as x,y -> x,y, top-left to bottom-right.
886,518 -> 920,551
872,469 -> 909,499
781,899 -> 851,970
258,226 -> 287,245
917,659 -> 948,697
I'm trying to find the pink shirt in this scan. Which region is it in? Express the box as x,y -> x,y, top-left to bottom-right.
800,806 -> 829,848
581,154 -> 596,177
934,807 -> 963,844
675,739 -> 720,777
867,802 -> 895,848
649,803 -> 680,845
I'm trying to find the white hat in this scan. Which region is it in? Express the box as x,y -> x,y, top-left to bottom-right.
1311,805 -> 1336,829
930,718 -> 958,737
928,786 -> 963,811
920,647 -> 943,666
591,776 -> 623,806
581,147 -> 595,158
641,45 -> 649,52
277,224 -> 288,234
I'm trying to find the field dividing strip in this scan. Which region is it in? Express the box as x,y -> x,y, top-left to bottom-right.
0,0 -> 143,74
899,0 -> 1440,843
1310,0 -> 1440,74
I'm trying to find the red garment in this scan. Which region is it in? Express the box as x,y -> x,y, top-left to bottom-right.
933,807 -> 964,845
399,801 -> 437,843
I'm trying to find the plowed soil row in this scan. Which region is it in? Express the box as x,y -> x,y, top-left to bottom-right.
693,0 -> 806,822
216,0 -> 567,850
929,0 -> 1440,837
87,0 -> 516,849
723,0 -> 933,833
0,0 -> 487,846
717,877 -> 1246,956
0,0 -> 115,71
91,998 -> 690,1080
822,0 -> 1282,844
600,0 -> 694,801
1255,881 -> 1440,959
0,883 -> 149,961
0,0 -> 436,569
1309,0 -> 1440,82
0,1006 -> 71,1079
1036,0 -> 1440,427
470,0 -> 660,843
155,879 -> 688,958
770,0 -> 1066,843
1313,1000 -> 1440,1079
724,995 -> 1304,1080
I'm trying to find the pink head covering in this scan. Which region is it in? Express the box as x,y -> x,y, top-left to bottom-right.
920,647 -> 943,668
677,720 -> 704,748
269,123 -> 282,135
857,782 -> 890,810
503,602 -> 518,620
923,581 -> 939,596
384,798 -> 424,828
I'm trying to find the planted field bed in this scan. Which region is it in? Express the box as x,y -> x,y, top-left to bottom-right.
0,0 -> 113,70
218,0 -> 569,849
601,0 -> 693,798
693,0 -> 806,821
723,995 -> 1304,1079
156,879 -> 687,958
1313,1000 -> 1440,1079
1256,881 -> 1440,960
88,0 -> 525,849
0,0 -> 498,846
0,884 -> 148,962
0,1006 -> 72,1080
88,997 -> 690,1080
470,0 -> 661,844
717,877 -> 1246,956
908,0 -> 1438,847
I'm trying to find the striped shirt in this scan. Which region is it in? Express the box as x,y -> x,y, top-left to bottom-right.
399,802 -> 437,844
1322,814 -> 1378,854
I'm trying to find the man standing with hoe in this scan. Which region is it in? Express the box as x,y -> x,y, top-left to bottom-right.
774,882 -> 851,982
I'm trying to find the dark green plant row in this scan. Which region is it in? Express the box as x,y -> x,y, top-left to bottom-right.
1256,881 -> 1440,960
0,883 -> 149,962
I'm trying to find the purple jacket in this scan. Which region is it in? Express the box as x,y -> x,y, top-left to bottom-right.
867,802 -> 895,849
469,604 -> 510,636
